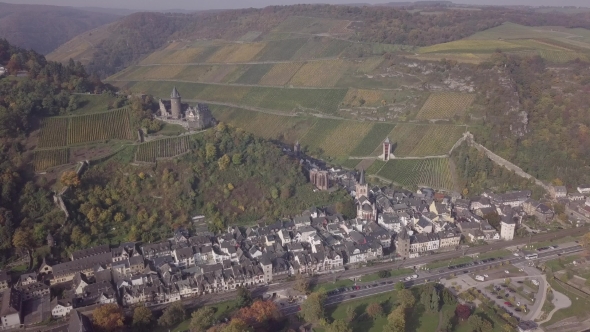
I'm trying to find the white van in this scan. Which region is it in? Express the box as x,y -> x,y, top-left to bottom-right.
475,275 -> 485,281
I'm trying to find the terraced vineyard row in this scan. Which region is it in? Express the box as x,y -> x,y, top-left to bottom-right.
416,93 -> 475,120
349,123 -> 395,156
377,158 -> 455,190
67,109 -> 134,145
38,117 -> 69,148
126,81 -> 348,114
135,136 -> 194,162
33,148 -> 69,171
210,106 -> 317,143
387,124 -> 465,157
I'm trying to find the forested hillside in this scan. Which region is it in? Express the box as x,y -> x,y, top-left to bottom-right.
51,4 -> 590,78
0,39 -> 109,265
0,2 -> 118,54
472,53 -> 590,188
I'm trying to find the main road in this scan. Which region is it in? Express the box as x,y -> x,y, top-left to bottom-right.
280,244 -> 584,316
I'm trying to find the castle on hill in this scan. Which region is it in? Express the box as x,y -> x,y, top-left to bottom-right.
157,87 -> 215,130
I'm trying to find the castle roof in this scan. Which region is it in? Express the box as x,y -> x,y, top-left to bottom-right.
384,137 -> 390,144
171,86 -> 181,99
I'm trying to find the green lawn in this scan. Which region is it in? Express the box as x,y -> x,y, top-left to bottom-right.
477,249 -> 511,260
72,94 -> 119,114
155,123 -> 187,136
543,278 -> 590,326
325,291 -> 396,332
543,255 -> 580,272
425,256 -> 473,270
312,279 -> 354,292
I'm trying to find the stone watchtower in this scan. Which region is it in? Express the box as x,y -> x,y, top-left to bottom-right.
395,227 -> 410,259
382,137 -> 391,161
170,87 -> 182,119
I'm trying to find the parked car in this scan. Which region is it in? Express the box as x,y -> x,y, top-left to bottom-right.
404,276 -> 412,281
513,252 -> 520,257
483,274 -> 489,278
504,302 -> 512,306
411,274 -> 418,279
516,301 -> 521,306
504,270 -> 510,274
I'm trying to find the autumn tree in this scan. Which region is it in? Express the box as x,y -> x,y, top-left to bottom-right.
468,314 -> 492,332
294,273 -> 310,294
455,304 -> 471,321
234,300 -> 281,327
395,281 -> 405,291
232,153 -> 242,165
326,319 -> 353,332
220,318 -> 253,332
132,306 -> 153,328
12,227 -> 34,250
236,286 -> 253,308
384,306 -> 405,332
93,304 -> 124,332
366,302 -> 383,319
345,305 -> 356,323
218,154 -> 230,171
397,289 -> 415,309
441,287 -> 456,305
60,170 -> 81,187
158,301 -> 185,327
300,291 -> 325,324
189,306 -> 215,332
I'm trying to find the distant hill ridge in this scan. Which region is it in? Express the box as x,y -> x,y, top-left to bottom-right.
49,4 -> 590,78
0,2 -> 118,54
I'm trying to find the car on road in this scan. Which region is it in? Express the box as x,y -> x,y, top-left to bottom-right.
496,296 -> 502,299
483,274 -> 489,278
404,276 -> 412,281
552,245 -> 558,249
372,284 -> 378,287
504,270 -> 510,274
387,281 -> 393,284
504,302 -> 512,306
513,252 -> 520,257
516,301 -> 521,306
350,294 -> 356,298
411,274 -> 418,279
515,308 -> 521,312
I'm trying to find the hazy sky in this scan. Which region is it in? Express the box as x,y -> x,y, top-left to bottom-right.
2,0 -> 589,11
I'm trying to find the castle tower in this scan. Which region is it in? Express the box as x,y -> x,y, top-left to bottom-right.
355,168 -> 368,198
395,227 -> 410,259
170,87 -> 182,119
382,137 -> 391,161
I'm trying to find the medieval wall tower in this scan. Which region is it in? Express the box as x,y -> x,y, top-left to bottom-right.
382,137 -> 391,161
170,86 -> 182,119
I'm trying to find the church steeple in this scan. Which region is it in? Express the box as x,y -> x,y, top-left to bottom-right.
359,168 -> 366,185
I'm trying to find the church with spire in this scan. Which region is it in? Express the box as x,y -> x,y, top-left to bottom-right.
355,168 -> 377,221
157,87 -> 215,130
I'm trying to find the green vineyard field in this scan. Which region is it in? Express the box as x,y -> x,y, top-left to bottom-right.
33,148 -> 69,171
38,118 -> 69,148
349,123 -> 395,156
388,124 -> 465,157
416,93 -> 475,120
377,158 -> 455,190
135,135 -> 194,162
67,108 -> 134,145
